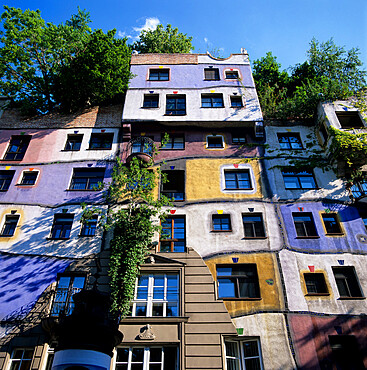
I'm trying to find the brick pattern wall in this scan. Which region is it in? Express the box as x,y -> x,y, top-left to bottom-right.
131,54 -> 198,65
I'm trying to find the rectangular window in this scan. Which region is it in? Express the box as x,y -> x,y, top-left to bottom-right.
204,68 -> 220,80
277,133 -> 303,149
336,111 -> 364,129
224,170 -> 252,190
70,168 -> 105,190
161,134 -> 184,150
225,70 -> 239,79
207,135 -> 224,148
143,94 -> 159,108
225,340 -> 264,370
242,213 -> 266,238
131,136 -> 154,155
161,170 -> 185,201
322,213 -> 343,234
9,349 -> 34,370
230,96 -> 243,108
149,69 -> 169,81
292,212 -> 318,237
232,134 -> 246,144
20,171 -> 38,185
1,215 -> 19,237
160,216 -> 185,252
166,95 -> 186,115
3,135 -> 31,161
319,124 -> 329,144
350,178 -> 367,198
51,275 -> 85,316
304,273 -> 328,295
50,214 -> 74,239
332,267 -> 363,298
89,133 -> 113,150
212,214 -> 231,231
201,94 -> 224,108
217,264 -> 260,299
0,170 -> 15,191
80,215 -> 98,236
64,134 -> 83,151
329,335 -> 365,370
132,273 -> 179,317
282,169 -> 317,189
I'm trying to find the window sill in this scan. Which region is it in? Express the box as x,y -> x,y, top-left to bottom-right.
295,236 -> 320,239
160,148 -> 185,151
231,106 -> 244,109
141,107 -> 159,109
204,79 -> 220,81
16,184 -> 35,187
201,107 -> 224,109
211,230 -> 232,233
122,316 -> 189,323
325,233 -> 344,236
0,235 -> 14,238
164,114 -> 187,116
224,188 -> 253,191
61,149 -> 81,152
78,235 -> 96,238
86,148 -> 112,151
221,297 -> 262,301
242,236 -> 267,239
46,237 -> 70,241
0,190 -> 9,192
305,293 -> 330,297
338,296 -> 366,300
0,159 -> 22,162
66,189 -> 99,192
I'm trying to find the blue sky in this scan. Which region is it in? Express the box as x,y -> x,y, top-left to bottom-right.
4,0 -> 367,72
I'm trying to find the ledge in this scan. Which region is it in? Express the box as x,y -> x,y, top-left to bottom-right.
242,236 -> 267,240
296,236 -> 320,239
222,297 -> 262,301
305,293 -> 330,297
121,316 -> 189,324
338,296 -> 366,300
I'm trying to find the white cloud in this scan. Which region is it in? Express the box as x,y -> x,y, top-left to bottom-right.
204,37 -> 209,44
133,17 -> 160,34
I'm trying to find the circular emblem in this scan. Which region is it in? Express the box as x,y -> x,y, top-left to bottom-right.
356,234 -> 367,244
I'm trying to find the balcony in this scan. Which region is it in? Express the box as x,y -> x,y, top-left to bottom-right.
126,137 -> 154,164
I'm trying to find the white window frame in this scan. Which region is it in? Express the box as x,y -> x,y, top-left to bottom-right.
206,135 -> 225,150
220,164 -> 257,194
224,339 -> 264,370
8,348 -> 34,370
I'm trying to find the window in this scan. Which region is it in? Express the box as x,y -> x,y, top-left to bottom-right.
319,124 -> 329,144
160,216 -> 185,252
161,170 -> 185,201
0,170 -> 15,191
304,273 -> 328,295
225,70 -> 239,79
9,349 -> 34,370
322,213 -> 343,234
149,69 -> 169,81
143,94 -> 159,108
204,68 -> 220,80
131,136 -> 154,155
225,340 -> 263,370
207,135 -> 224,149
232,134 -> 246,144
51,275 -> 85,316
64,134 -> 83,151
329,336 -> 365,370
212,214 -> 231,231
282,169 -> 317,189
166,95 -> 186,115
69,168 -> 105,190
230,96 -> 243,108
224,170 -> 252,190
336,111 -> 364,129
132,273 -> 179,317
332,267 -> 363,298
115,347 -> 177,370
80,215 -> 98,236
50,214 -> 74,239
89,133 -> 113,150
277,133 -> 303,149
350,178 -> 367,198
242,213 -> 266,238
1,215 -> 19,237
292,212 -> 318,237
3,135 -> 31,161
161,134 -> 184,149
44,350 -> 54,370
201,94 -> 224,108
19,171 -> 38,185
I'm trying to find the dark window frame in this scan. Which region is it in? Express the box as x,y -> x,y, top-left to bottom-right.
332,266 -> 364,298
88,133 -> 114,150
201,94 -> 224,108
230,96 -> 243,108
207,135 -> 224,149
224,170 -> 252,190
277,133 -> 303,149
3,135 -> 31,161
225,70 -> 240,79
161,170 -> 185,201
64,134 -> 83,151
242,213 -> 266,238
143,94 -> 159,108
0,170 -> 15,191
350,178 -> 367,198
212,214 -> 232,232
282,169 -> 317,189
165,95 -> 186,116
80,215 -> 98,237
148,69 -> 170,81
232,134 -> 246,144
50,214 -> 74,240
304,273 -> 329,295
159,216 -> 186,252
161,134 -> 185,150
321,213 -> 343,235
204,68 -> 220,80
336,111 -> 365,129
292,212 -> 318,238
19,171 -> 38,186
1,215 -> 20,237
69,168 -> 105,191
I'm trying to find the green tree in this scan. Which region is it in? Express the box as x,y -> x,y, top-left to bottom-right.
133,24 -> 193,54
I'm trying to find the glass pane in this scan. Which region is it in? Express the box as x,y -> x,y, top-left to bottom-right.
152,303 -> 163,316
149,365 -> 161,370
150,348 -> 162,362
226,358 -> 240,370
160,242 -> 171,252
153,287 -> 164,300
9,364 -> 21,370
137,287 -> 148,300
166,304 -> 178,317
283,176 -> 299,188
116,366 -> 128,370
135,304 -> 147,316
163,348 -> 177,370
218,278 -> 236,298
117,348 -> 129,362
131,348 -> 144,362
299,176 -> 316,189
244,358 -> 261,370
131,365 -> 143,370
243,340 -> 259,357
239,280 -> 257,298
173,241 -> 185,252
154,275 -> 164,287
73,277 -> 85,289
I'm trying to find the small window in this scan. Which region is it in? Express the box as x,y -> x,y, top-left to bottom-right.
232,134 -> 246,144
161,134 -> 184,150
80,215 -> 98,236
204,68 -> 220,80
166,95 -> 186,115
212,214 -> 231,231
1,215 -> 19,237
201,94 -> 224,108
336,111 -> 364,129
143,94 -> 159,108
9,349 -> 34,370
350,178 -> 367,198
304,273 -> 328,295
332,266 -> 363,298
224,170 -> 252,190
0,170 -> 15,191
277,133 -> 303,149
19,171 -> 38,185
292,212 -> 318,237
217,264 -> 260,299
282,169 -> 317,189
89,133 -> 113,150
149,69 -> 169,81
242,213 -> 265,238
207,135 -> 224,149
64,134 -> 83,151
225,340 -> 264,370
329,335 -> 365,369
160,216 -> 185,252
322,213 -> 343,235
225,70 -> 239,79
131,136 -> 154,155
69,168 -> 105,190
3,135 -> 31,161
161,170 -> 185,201
230,96 -> 243,108
50,214 -> 74,239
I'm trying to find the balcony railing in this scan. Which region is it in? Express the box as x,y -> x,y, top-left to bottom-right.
126,137 -> 154,164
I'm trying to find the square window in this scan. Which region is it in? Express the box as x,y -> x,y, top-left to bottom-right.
282,169 -> 317,189
161,170 -> 185,201
20,171 -> 38,185
166,95 -> 186,115
0,170 -> 15,191
64,134 -> 83,151
207,135 -> 224,149
9,348 -> 34,370
149,69 -> 169,81
50,214 -> 74,239
161,134 -> 184,150
80,215 -> 98,236
160,216 -> 185,252
224,170 -> 252,190
3,135 -> 31,161
332,266 -> 363,298
350,177 -> 367,198
292,212 -> 318,237
277,133 -> 303,149
336,111 -> 364,129
217,264 -> 260,299
322,213 -> 343,234
1,215 -> 19,237
131,136 -> 154,155
225,70 -> 239,79
230,96 -> 243,108
304,273 -> 328,294
232,134 -> 246,144
89,133 -> 113,150
225,340 -> 264,370
204,68 -> 220,80
201,94 -> 224,108
143,94 -> 159,108
242,213 -> 266,238
212,214 -> 231,231
69,168 -> 105,190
